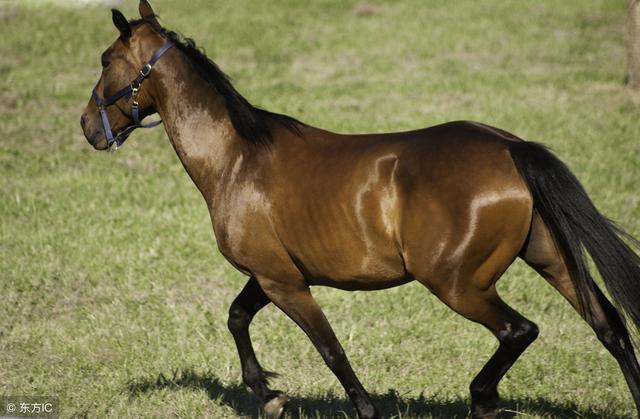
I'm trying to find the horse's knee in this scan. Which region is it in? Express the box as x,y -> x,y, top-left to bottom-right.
227,303 -> 250,334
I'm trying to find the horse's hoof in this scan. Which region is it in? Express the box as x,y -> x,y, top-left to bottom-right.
471,391 -> 500,418
471,405 -> 499,419
262,392 -> 289,419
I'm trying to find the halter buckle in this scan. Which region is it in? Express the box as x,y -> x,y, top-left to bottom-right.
140,63 -> 152,77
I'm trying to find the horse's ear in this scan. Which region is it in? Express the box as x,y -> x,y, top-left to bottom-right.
112,9 -> 131,39
139,0 -> 161,31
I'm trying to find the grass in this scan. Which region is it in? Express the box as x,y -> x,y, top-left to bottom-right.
1,0 -> 639,417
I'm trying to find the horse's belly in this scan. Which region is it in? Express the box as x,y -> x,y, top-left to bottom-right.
307,274 -> 412,291
294,240 -> 409,290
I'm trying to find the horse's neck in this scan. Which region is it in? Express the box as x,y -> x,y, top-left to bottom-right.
154,60 -> 245,202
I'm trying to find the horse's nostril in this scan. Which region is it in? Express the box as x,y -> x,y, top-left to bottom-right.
80,115 -> 86,130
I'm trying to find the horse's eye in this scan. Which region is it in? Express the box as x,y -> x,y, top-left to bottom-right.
100,53 -> 110,68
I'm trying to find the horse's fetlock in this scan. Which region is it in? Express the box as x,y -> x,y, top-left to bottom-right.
470,381 -> 498,401
242,364 -> 264,386
357,403 -> 379,419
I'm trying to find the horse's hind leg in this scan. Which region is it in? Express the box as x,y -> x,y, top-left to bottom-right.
427,284 -> 539,418
521,212 -> 640,411
227,277 -> 288,417
468,297 -> 539,418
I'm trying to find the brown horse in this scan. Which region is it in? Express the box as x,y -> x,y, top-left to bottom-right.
80,2 -> 640,418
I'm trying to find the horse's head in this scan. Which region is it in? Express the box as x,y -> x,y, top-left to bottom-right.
81,0 -> 172,150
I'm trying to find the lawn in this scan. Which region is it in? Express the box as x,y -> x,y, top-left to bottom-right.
1,0 -> 639,418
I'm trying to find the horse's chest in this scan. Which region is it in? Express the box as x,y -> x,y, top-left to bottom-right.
209,186 -> 274,269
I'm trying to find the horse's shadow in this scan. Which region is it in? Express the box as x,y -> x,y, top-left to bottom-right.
126,368 -> 607,418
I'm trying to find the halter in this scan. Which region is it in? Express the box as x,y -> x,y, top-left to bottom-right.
92,41 -> 174,150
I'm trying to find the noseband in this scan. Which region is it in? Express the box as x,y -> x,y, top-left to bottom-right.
92,41 -> 174,149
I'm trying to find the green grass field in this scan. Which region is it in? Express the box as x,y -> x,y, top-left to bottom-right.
2,0 -> 640,417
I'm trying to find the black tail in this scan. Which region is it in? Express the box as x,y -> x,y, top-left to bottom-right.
510,141 -> 640,343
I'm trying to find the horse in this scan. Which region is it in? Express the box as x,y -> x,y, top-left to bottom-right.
80,2 -> 640,418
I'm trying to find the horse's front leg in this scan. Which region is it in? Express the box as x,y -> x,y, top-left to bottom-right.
257,276 -> 379,419
227,277 -> 288,417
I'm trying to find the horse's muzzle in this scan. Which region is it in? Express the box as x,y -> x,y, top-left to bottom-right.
81,114 -> 108,150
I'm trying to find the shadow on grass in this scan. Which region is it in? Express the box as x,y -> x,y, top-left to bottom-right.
126,368 -> 609,418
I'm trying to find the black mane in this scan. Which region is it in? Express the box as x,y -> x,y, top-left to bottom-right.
131,17 -> 302,146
